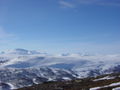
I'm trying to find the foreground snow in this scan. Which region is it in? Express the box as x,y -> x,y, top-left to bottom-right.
113,87 -> 120,90
93,76 -> 115,81
90,82 -> 120,90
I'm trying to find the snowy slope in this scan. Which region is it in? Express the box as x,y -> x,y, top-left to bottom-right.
0,49 -> 120,89
0,49 -> 120,77
0,67 -> 77,89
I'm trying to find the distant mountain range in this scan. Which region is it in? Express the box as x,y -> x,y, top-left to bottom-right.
0,48 -> 120,89
0,48 -> 46,55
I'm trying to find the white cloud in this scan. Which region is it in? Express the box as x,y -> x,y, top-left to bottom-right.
58,0 -> 120,8
0,26 -> 16,46
59,0 -> 75,8
0,27 -> 13,39
77,0 -> 120,6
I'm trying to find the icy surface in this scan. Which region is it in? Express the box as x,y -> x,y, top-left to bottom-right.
93,76 -> 115,81
113,87 -> 120,90
90,82 -> 120,90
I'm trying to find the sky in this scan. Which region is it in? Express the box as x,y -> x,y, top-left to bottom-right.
0,0 -> 120,54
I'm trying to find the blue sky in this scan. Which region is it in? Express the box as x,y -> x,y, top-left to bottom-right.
0,0 -> 120,54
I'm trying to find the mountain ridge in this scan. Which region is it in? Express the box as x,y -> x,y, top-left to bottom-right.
0,49 -> 120,89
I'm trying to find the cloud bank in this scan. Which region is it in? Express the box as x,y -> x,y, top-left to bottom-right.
78,0 -> 120,6
58,0 -> 120,8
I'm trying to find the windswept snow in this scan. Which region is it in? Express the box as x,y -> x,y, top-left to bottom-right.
93,76 -> 115,81
90,82 -> 120,90
113,87 -> 120,90
6,83 -> 16,89
90,87 -> 101,90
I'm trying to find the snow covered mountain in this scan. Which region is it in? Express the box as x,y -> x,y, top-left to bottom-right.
0,67 -> 77,89
0,49 -> 120,89
0,48 -> 46,55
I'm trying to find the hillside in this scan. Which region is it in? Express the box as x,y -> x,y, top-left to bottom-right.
18,73 -> 120,90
